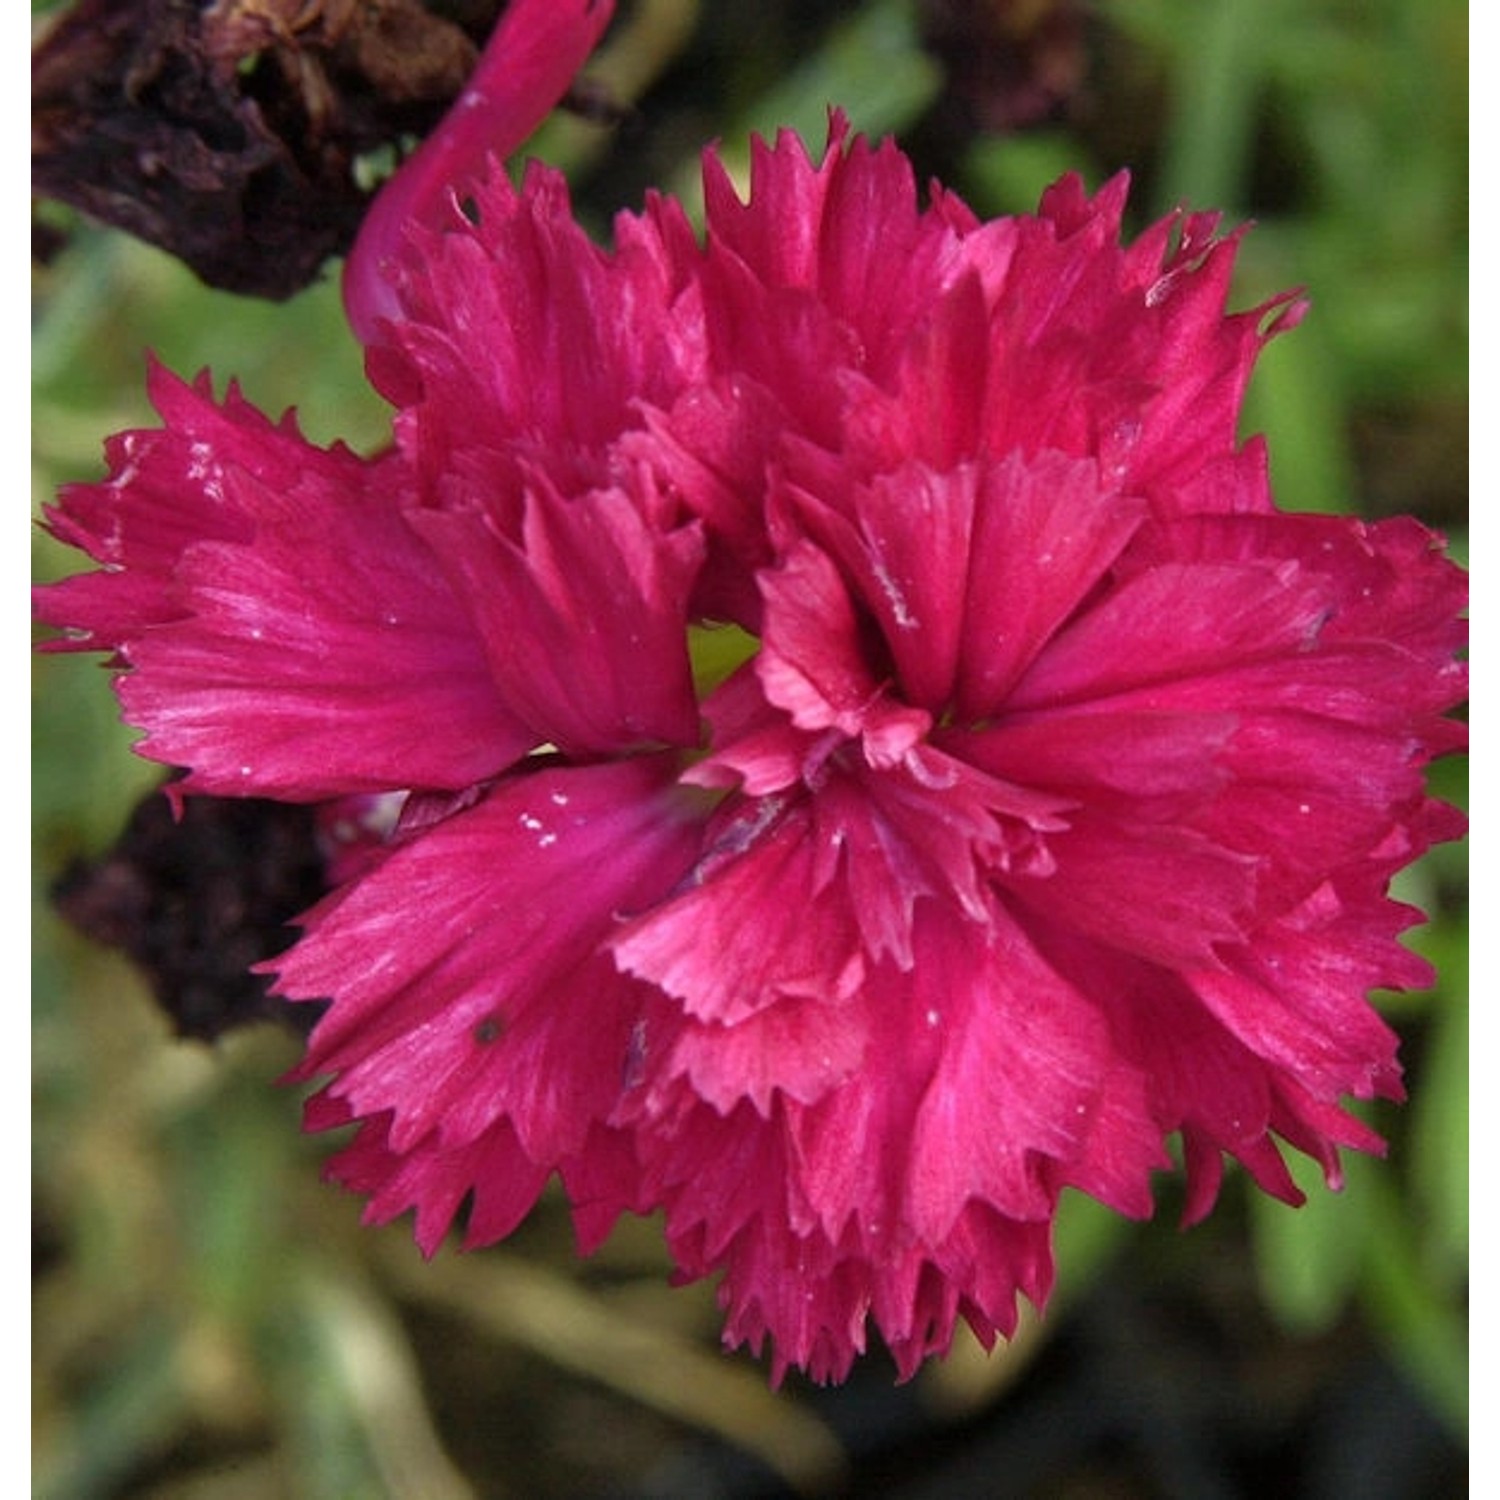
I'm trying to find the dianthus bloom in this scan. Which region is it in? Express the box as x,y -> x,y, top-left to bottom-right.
36,6 -> 1466,1384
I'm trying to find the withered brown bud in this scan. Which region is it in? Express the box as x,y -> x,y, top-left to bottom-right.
52,780 -> 331,1040
919,0 -> 1089,134
31,0 -> 491,297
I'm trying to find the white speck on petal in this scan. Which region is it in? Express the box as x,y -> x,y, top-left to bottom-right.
873,561 -> 918,630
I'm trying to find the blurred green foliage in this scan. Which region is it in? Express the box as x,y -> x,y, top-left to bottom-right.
33,1 -> 1466,1495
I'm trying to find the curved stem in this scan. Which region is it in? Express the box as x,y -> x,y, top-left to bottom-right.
343,0 -> 617,344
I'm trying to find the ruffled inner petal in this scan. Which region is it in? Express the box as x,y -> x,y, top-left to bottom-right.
410,475 -> 705,755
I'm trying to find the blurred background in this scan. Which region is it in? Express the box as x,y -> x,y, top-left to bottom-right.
32,1 -> 1468,1496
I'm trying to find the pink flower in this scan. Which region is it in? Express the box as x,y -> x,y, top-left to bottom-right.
36,13 -> 1466,1383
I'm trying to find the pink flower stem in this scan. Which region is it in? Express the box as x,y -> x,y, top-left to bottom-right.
343,0 -> 617,344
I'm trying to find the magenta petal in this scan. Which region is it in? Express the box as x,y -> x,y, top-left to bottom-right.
777,450 -> 1147,723
978,177 -> 1300,499
409,478 -> 704,755
36,364 -> 326,649
312,1097 -> 551,1255
699,118 -> 981,389
1113,974 -> 1279,1144
625,968 -> 1094,1383
1197,713 -> 1437,913
1007,555 -> 1340,713
36,365 -> 531,799
789,462 -> 978,711
611,794 -> 866,1026
956,452 -> 1147,715
1008,812 -> 1258,967
628,378 -> 785,620
687,670 -> 1076,976
651,990 -> 871,1118
119,464 -> 532,799
756,539 -> 879,734
373,158 -> 706,498
1186,881 -> 1412,1102
755,538 -> 931,765
959,706 -> 1237,813
686,666 -> 817,797
901,906 -> 1134,1234
612,895 -> 1167,1381
279,757 -> 701,1178
812,752 -> 1069,964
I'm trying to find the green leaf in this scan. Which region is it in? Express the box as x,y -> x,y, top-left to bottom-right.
665,0 -> 942,213
1239,293 -> 1358,515
962,132 -> 1103,219
1153,0 -> 1272,212
1249,1148 -> 1370,1334
1359,1173 -> 1468,1438
34,1319 -> 185,1500
1407,927 -> 1469,1280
